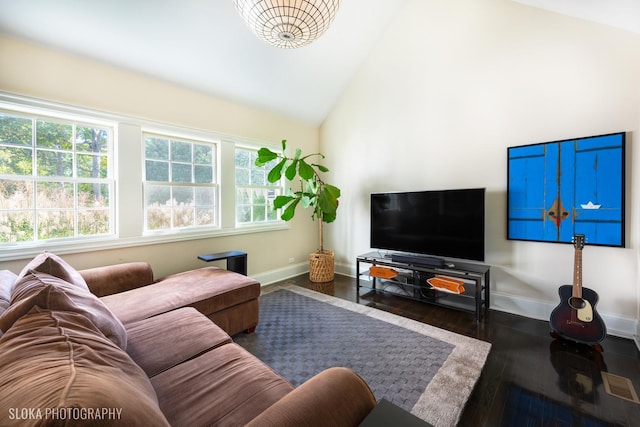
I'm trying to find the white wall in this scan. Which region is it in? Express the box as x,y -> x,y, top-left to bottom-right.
2,1 -> 639,337
0,35 -> 319,280
321,0 -> 640,337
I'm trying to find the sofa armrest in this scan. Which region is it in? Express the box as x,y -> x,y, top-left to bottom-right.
80,262 -> 154,297
246,367 -> 376,427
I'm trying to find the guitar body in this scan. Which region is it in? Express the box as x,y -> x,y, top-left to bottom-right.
550,284 -> 607,345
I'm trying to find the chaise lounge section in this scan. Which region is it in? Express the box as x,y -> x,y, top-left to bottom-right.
81,261 -> 260,336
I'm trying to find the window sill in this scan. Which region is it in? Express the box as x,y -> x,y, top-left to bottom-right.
0,222 -> 289,262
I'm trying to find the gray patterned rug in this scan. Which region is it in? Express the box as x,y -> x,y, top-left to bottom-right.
234,285 -> 491,427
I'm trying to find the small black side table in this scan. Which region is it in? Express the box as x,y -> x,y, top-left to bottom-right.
197,251 -> 247,276
359,399 -> 433,427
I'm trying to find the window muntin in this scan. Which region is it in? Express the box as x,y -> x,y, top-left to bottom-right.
0,111 -> 113,243
235,147 -> 281,225
143,133 -> 218,231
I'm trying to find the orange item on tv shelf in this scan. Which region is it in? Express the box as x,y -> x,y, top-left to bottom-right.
427,276 -> 465,294
369,266 -> 399,279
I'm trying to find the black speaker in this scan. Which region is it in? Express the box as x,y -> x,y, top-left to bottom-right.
391,254 -> 444,268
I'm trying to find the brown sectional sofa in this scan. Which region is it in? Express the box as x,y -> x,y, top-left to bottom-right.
0,253 -> 377,426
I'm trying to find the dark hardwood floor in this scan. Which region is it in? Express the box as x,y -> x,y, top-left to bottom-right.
271,274 -> 640,427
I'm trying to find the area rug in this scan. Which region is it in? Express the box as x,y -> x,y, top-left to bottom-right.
234,285 -> 491,427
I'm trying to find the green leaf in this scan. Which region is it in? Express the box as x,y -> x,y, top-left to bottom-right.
313,164 -> 329,173
281,198 -> 300,221
267,159 -> 287,183
298,159 -> 314,180
273,195 -> 294,209
281,139 -> 287,151
285,159 -> 298,181
301,195 -> 313,208
318,184 -> 340,217
305,180 -> 319,198
322,211 -> 337,223
324,184 -> 341,199
302,153 -> 325,161
255,147 -> 278,166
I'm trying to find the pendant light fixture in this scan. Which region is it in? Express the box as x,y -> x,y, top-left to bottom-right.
233,0 -> 340,49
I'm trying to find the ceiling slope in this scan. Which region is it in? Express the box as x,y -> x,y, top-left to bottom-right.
0,0 -> 637,125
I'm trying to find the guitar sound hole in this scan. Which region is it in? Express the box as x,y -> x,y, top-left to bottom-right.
569,297 -> 586,310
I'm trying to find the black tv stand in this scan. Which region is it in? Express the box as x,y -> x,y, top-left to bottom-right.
356,251 -> 490,321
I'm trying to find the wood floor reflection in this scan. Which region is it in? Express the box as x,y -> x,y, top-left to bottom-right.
268,274 -> 640,427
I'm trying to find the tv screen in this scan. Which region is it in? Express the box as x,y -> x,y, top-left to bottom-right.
370,188 -> 485,262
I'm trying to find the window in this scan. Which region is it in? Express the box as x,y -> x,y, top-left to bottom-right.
235,147 -> 281,224
0,111 -> 113,243
143,133 -> 217,231
0,93 -> 288,261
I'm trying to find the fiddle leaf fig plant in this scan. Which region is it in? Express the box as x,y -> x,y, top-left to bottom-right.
255,139 -> 340,252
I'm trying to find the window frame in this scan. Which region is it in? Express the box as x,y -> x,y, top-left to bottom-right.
0,92 -> 288,262
0,106 -> 116,245
234,145 -> 283,227
142,131 -> 220,234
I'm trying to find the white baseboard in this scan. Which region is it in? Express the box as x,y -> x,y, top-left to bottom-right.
252,262 -> 309,287
335,261 -> 357,277
336,261 -> 637,340
491,292 -> 636,339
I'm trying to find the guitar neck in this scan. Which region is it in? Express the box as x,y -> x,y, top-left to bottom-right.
573,248 -> 583,298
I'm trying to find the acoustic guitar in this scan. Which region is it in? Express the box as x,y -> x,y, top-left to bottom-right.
550,234 -> 607,346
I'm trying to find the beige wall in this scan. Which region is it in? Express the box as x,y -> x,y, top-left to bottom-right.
321,0 -> 640,336
0,35 -> 319,280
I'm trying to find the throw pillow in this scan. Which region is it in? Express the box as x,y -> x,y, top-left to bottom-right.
0,270 -> 17,335
17,251 -> 89,291
1,270 -> 127,350
0,308 -> 170,427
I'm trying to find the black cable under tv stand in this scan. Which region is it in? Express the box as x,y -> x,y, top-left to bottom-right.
356,251 -> 490,322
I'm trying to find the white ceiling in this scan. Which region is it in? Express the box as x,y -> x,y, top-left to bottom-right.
0,0 -> 408,125
512,0 -> 640,34
0,0 -> 638,126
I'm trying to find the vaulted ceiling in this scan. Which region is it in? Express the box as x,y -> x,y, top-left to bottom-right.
0,0 -> 638,125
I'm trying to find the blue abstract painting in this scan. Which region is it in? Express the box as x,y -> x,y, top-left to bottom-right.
508,133 -> 625,247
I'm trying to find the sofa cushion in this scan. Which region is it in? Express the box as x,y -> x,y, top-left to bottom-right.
0,270 -> 127,350
246,367 -> 377,427
101,267 -> 260,325
151,343 -> 293,426
17,251 -> 89,290
0,308 -> 169,427
80,262 -> 154,297
125,307 -> 232,377
0,270 -> 17,321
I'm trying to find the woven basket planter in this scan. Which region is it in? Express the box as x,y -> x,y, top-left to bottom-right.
309,250 -> 334,283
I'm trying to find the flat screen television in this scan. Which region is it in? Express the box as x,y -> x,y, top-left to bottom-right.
370,188 -> 485,262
